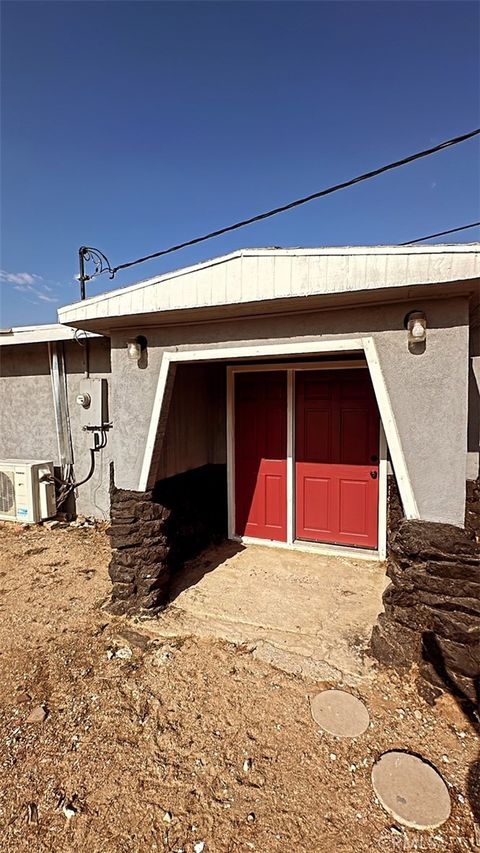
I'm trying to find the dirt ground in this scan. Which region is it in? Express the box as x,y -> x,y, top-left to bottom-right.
0,523 -> 478,852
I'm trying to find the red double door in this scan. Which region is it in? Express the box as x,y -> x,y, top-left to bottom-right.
235,370 -> 380,549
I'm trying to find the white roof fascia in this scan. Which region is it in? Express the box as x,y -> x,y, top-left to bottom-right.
57,244 -> 480,327
0,323 -> 102,347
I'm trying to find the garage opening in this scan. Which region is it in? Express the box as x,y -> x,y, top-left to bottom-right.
143,355 -> 387,569
109,353 -> 388,620
136,357 -> 387,677
229,362 -> 385,554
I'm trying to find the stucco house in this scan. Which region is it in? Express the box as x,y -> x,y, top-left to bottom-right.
1,245 -> 479,533
2,243 -> 479,699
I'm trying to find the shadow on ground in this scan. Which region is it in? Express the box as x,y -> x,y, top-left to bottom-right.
168,540 -> 245,602
422,632 -> 480,823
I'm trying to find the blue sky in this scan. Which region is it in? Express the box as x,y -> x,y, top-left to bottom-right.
1,1 -> 479,327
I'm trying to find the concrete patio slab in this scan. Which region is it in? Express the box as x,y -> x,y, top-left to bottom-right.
151,542 -> 388,683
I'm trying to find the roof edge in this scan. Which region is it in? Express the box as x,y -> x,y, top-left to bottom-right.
0,323 -> 102,347
58,243 -> 480,320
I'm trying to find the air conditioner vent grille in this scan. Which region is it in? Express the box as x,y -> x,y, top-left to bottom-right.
0,470 -> 15,516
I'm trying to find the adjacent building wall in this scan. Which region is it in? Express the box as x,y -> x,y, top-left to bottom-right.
109,294 -> 470,528
0,338 -> 112,518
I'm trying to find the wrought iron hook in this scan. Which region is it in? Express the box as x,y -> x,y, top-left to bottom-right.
77,246 -> 115,300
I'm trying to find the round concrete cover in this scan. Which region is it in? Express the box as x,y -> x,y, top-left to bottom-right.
372,751 -> 451,829
310,689 -> 370,737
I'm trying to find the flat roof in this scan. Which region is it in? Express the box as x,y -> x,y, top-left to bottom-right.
0,323 -> 102,347
57,244 -> 480,333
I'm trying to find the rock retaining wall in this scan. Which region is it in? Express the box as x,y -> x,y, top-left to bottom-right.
108,464 -> 227,615
371,519 -> 480,706
387,474 -> 403,543
466,478 -> 480,542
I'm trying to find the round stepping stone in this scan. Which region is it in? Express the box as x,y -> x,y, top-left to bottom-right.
372,751 -> 451,829
310,689 -> 370,737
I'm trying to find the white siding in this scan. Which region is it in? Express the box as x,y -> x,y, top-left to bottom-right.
58,245 -> 480,327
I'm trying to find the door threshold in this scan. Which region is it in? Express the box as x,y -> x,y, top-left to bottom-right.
231,535 -> 384,562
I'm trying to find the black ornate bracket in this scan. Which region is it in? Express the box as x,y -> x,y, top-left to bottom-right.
78,246 -> 115,300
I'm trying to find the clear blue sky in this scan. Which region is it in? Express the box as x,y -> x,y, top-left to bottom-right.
1,1 -> 479,327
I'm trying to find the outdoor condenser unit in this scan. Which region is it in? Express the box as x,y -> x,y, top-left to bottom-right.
0,460 -> 56,523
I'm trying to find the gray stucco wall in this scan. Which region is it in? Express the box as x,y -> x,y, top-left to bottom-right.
0,338 -> 112,518
109,294 -> 470,528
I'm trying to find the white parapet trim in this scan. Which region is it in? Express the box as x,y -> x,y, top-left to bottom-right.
139,336 -> 420,535
473,356 -> 480,394
362,337 -> 419,519
139,338 -> 365,491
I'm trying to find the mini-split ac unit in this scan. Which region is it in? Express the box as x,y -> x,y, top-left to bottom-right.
0,460 -> 56,523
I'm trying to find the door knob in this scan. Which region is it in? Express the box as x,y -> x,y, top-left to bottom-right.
370,470 -> 378,479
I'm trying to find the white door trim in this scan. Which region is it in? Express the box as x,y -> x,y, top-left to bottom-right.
378,422 -> 388,560
140,339 -> 366,490
286,370 -> 294,544
231,359 -> 367,373
226,366 -> 235,540
227,362 -> 389,557
139,337 -> 419,545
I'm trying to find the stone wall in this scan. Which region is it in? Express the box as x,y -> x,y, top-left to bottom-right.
108,464 -> 227,615
466,478 -> 480,542
371,519 -> 480,707
387,474 -> 403,543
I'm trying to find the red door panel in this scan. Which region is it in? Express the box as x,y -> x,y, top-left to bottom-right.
297,468 -> 333,538
337,467 -> 378,545
296,370 -> 379,548
235,372 -> 287,541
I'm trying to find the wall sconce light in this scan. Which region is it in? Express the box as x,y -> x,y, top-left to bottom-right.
126,335 -> 148,365
404,311 -> 427,354
127,339 -> 142,360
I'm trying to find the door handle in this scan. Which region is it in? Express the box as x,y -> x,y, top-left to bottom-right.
370,470 -> 378,479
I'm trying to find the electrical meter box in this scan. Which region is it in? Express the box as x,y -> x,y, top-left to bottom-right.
76,378 -> 108,429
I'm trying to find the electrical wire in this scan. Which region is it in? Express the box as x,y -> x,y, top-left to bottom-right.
401,221 -> 480,245
108,127 -> 480,277
46,429 -> 109,506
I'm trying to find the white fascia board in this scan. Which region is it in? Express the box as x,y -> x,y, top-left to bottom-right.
57,244 -> 479,326
0,323 -> 101,347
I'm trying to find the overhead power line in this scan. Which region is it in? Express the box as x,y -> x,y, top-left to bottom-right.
78,127 -> 480,293
111,127 -> 479,274
401,221 -> 480,245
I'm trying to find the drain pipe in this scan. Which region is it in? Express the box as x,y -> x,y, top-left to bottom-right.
48,341 -> 74,485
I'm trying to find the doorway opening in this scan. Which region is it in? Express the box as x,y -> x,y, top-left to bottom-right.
228,361 -> 387,558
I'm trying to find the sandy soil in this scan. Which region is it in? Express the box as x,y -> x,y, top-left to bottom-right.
0,522 -> 478,852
